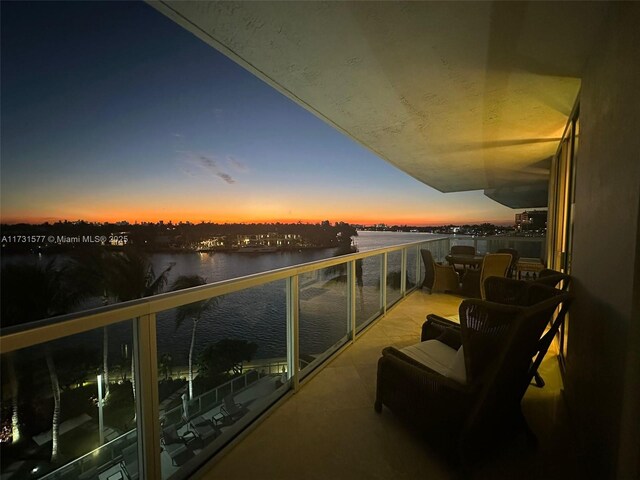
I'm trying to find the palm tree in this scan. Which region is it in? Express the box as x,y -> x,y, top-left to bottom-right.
1,260 -> 83,462
170,275 -> 220,400
100,250 -> 173,403
71,249 -> 174,404
68,250 -> 112,399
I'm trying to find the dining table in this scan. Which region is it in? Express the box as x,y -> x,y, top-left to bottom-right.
445,253 -> 485,270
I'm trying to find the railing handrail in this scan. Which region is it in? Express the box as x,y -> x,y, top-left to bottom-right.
450,234 -> 544,242
0,237 -> 446,352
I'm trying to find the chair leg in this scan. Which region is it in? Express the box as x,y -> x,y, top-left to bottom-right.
533,371 -> 546,388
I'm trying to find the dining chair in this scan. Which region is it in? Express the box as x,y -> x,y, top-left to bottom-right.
460,253 -> 512,299
420,249 -> 460,294
496,248 -> 519,278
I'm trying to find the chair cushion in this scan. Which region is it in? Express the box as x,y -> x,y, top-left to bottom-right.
401,340 -> 467,384
448,346 -> 466,384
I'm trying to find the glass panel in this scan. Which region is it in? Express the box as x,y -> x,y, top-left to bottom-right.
355,254 -> 382,332
1,322 -> 139,480
386,251 -> 402,306
484,238 -> 544,260
474,239 -> 488,254
299,265 -> 349,376
155,280 -> 287,479
449,238 -> 474,249
406,247 -> 418,291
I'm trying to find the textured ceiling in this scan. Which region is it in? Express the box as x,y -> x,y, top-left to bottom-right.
153,1 -> 608,205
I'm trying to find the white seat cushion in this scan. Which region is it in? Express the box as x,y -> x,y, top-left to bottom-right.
448,345 -> 466,384
401,340 -> 467,384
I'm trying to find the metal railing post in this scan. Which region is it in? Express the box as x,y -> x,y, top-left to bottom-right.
381,252 -> 388,314
133,314 -> 161,480
347,260 -> 356,340
416,244 -> 423,287
400,248 -> 407,296
286,275 -> 300,391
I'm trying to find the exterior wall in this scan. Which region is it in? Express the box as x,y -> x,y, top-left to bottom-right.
565,4 -> 640,479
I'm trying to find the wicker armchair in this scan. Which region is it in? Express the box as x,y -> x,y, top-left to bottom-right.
460,253 -> 512,299
375,281 -> 571,463
420,249 -> 460,294
452,274 -> 572,388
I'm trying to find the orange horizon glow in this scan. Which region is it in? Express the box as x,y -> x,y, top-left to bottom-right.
1,191 -> 517,227
1,212 -> 515,227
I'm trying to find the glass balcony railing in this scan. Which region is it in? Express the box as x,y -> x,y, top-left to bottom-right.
5,235 -> 535,479
449,235 -> 546,259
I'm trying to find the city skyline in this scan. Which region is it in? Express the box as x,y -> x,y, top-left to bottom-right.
1,1 -> 516,226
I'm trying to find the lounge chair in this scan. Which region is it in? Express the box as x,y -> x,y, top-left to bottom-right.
121,443 -> 139,480
183,397 -> 220,446
161,425 -> 191,466
375,281 -> 572,464
221,394 -> 249,423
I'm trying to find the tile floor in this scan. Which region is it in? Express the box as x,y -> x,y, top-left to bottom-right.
199,290 -> 581,480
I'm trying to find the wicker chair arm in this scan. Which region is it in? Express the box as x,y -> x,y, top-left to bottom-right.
420,314 -> 460,340
425,313 -> 459,329
421,314 -> 462,348
534,271 -> 571,291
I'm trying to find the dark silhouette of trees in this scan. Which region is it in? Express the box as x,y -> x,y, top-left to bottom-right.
198,339 -> 258,378
0,261 -> 86,461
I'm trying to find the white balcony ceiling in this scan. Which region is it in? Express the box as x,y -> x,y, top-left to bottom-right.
154,1 -> 608,207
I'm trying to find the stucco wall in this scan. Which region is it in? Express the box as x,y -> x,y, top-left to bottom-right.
565,3 -> 640,479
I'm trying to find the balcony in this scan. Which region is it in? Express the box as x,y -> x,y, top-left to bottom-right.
203,290 -> 577,480
0,236 -> 553,480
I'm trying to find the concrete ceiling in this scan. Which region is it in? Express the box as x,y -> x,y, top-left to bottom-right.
153,1 -> 608,207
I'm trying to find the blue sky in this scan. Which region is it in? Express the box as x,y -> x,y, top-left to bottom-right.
0,1 -> 515,225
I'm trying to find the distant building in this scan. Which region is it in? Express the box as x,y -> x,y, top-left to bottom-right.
515,210 -> 547,230
197,236 -> 225,249
236,233 -> 303,248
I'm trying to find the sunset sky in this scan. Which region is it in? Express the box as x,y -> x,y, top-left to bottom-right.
1,1 -> 516,226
